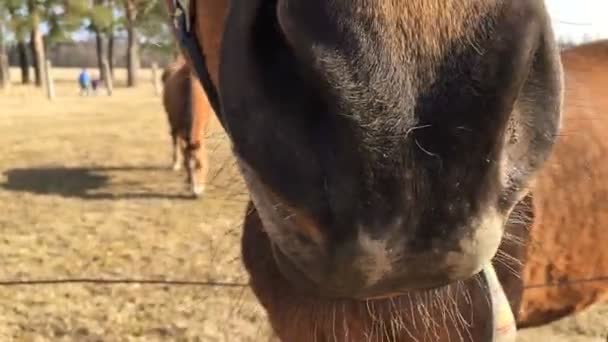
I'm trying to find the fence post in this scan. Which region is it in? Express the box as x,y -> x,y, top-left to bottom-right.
44,60 -> 55,100
151,62 -> 161,96
102,59 -> 113,96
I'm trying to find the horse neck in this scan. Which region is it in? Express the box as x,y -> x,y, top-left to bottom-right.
184,68 -> 212,145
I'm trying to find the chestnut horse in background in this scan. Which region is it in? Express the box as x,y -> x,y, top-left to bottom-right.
166,0 -> 608,340
161,56 -> 212,197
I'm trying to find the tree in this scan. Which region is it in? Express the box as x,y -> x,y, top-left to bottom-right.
26,0 -> 63,87
123,0 -> 139,87
107,0 -> 116,79
137,0 -> 175,59
28,0 -> 46,87
0,13 -> 10,90
17,41 -> 30,83
4,0 -> 31,84
89,0 -> 114,82
53,0 -> 118,82
14,0 -> 85,87
120,0 -> 163,87
2,0 -> 174,89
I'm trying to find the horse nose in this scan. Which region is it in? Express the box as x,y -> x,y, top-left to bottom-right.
191,183 -> 205,197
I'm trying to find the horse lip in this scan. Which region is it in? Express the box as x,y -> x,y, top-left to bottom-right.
270,242 -> 326,295
271,240 -> 460,300
353,279 -> 454,301
355,270 -> 485,301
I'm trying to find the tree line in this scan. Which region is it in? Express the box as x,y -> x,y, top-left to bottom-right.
0,0 -> 175,90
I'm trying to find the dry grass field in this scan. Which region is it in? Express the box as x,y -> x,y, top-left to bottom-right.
0,67 -> 606,341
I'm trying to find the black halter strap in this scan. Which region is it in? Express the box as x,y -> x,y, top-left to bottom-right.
171,0 -> 223,119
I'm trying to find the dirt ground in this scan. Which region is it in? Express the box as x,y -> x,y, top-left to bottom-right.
0,68 -> 606,341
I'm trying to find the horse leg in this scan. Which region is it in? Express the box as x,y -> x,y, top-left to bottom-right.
190,140 -> 208,197
184,141 -> 207,198
179,138 -> 200,197
171,133 -> 182,171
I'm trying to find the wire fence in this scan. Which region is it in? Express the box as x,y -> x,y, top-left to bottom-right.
1,275 -> 607,290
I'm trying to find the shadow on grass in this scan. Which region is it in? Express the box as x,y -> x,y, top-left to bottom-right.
1,166 -> 195,200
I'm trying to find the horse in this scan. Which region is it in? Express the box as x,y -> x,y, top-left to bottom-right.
518,39 -> 608,327
161,56 -> 212,197
165,0 -> 608,340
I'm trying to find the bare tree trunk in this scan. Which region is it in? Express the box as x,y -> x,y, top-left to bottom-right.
102,58 -> 113,96
28,1 -> 46,88
126,28 -> 140,87
94,28 -> 107,82
17,40 -> 30,84
36,33 -> 47,89
108,30 -> 115,81
0,24 -> 10,90
44,59 -> 55,100
30,31 -> 41,86
0,54 -> 9,90
125,0 -> 139,87
107,0 -> 116,81
0,53 -> 9,90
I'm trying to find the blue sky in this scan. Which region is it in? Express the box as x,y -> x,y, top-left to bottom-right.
547,0 -> 608,41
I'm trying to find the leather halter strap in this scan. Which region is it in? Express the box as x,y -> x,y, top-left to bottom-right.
171,0 -> 223,121
482,264 -> 518,342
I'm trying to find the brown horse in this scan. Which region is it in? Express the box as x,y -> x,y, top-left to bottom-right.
161,56 -> 212,197
519,39 -> 608,327
165,0 -> 607,340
